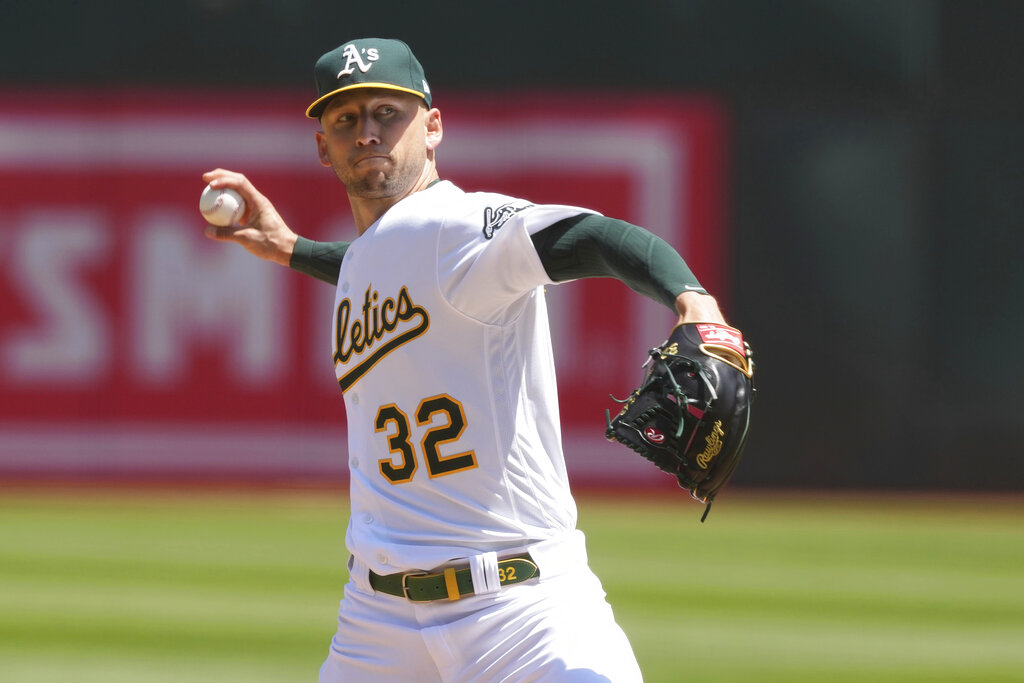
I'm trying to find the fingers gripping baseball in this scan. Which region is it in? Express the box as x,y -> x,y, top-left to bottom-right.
200,169 -> 298,266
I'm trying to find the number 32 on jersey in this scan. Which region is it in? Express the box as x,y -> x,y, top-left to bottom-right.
374,394 -> 478,483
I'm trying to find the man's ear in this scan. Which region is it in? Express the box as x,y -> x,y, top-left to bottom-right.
425,108 -> 443,151
315,131 -> 331,167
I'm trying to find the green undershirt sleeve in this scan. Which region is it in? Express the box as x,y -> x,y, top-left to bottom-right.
530,214 -> 706,310
288,236 -> 350,285
287,216 -> 706,311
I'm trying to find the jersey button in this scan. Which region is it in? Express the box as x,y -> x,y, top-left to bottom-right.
377,553 -> 389,565
363,513 -> 373,524
342,281 -> 350,293
350,458 -> 359,469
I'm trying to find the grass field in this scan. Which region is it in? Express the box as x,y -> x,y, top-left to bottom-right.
1,488 -> 1022,682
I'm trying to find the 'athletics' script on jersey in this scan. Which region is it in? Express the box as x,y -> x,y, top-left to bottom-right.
334,285 -> 429,392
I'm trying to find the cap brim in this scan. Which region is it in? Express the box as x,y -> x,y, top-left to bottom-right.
306,82 -> 429,118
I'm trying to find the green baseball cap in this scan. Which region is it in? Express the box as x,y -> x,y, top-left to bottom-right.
306,38 -> 432,119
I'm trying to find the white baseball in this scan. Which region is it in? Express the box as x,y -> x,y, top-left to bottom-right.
199,184 -> 246,227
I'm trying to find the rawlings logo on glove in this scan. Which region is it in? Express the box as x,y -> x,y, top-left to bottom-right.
696,421 -> 725,469
644,427 -> 666,444
605,322 -> 755,521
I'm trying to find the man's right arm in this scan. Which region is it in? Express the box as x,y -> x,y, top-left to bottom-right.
201,169 -> 348,285
289,237 -> 349,285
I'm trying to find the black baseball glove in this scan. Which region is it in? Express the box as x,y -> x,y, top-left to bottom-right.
605,322 -> 755,521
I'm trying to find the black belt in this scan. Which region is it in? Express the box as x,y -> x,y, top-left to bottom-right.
369,553 -> 539,602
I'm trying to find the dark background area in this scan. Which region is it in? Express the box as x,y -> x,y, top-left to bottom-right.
3,0 -> 1022,491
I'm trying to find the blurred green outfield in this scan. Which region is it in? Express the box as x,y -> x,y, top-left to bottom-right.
1,488 -> 1022,682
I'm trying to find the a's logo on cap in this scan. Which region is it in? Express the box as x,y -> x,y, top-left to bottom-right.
337,44 -> 379,78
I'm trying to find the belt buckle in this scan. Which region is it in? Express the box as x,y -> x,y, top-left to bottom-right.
401,571 -> 430,600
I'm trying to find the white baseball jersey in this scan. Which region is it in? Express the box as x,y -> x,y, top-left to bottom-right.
331,180 -> 595,575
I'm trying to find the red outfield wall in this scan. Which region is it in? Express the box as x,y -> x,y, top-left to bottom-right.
0,90 -> 729,486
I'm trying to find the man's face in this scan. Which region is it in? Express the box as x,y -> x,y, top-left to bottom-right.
316,89 -> 432,200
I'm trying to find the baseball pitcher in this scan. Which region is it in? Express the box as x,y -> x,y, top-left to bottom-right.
202,37 -> 753,683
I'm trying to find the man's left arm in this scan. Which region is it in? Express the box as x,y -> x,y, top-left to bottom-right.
556,213 -> 756,517
530,214 -> 728,326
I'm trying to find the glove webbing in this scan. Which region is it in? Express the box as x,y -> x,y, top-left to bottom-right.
650,348 -> 720,522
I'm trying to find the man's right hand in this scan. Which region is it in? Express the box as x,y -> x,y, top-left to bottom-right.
201,169 -> 298,267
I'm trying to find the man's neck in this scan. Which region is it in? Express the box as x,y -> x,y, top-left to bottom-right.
350,166 -> 441,234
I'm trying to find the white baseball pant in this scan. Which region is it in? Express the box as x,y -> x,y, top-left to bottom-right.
319,532 -> 643,682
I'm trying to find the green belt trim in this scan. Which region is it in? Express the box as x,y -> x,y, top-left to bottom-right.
369,554 -> 539,602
